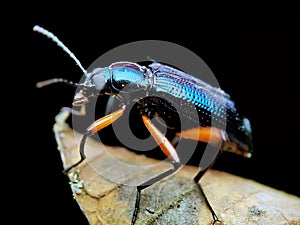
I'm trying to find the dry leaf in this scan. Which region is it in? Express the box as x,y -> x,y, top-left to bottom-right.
53,111 -> 300,225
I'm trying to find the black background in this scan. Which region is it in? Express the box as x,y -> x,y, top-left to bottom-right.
2,5 -> 299,225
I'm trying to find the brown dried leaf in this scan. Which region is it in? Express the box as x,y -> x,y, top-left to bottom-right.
53,112 -> 300,225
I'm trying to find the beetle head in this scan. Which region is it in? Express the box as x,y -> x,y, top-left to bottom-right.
86,63 -> 147,94
71,69 -> 109,106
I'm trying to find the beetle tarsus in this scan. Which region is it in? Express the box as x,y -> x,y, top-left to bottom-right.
212,214 -> 221,224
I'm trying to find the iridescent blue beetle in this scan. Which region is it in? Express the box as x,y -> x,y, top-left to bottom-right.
34,25 -> 253,225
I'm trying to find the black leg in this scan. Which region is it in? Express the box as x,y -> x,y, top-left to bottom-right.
131,162 -> 181,225
62,107 -> 125,174
63,132 -> 88,174
194,169 -> 221,224
132,115 -> 182,224
131,187 -> 141,225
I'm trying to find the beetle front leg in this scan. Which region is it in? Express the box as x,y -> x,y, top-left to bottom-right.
61,104 -> 86,116
63,107 -> 125,173
54,105 -> 86,126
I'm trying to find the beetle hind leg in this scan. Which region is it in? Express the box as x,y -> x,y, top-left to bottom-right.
194,169 -> 221,224
176,126 -> 222,223
174,125 -> 222,223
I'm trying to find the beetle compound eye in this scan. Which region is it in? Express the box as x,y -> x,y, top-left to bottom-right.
92,74 -> 106,91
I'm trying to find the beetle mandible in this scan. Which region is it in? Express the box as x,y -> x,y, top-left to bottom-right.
34,25 -> 253,225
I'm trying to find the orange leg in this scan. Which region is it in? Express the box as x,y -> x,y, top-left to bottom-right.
87,107 -> 125,135
142,115 -> 180,164
177,126 -> 252,158
131,115 -> 182,225
176,126 -> 227,143
63,107 -> 125,173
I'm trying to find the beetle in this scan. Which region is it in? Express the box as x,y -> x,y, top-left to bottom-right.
34,25 -> 253,225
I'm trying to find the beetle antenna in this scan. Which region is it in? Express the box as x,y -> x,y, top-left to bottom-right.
36,78 -> 79,88
33,25 -> 87,75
